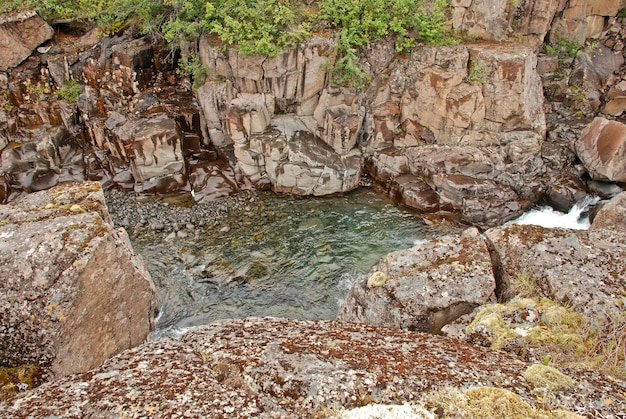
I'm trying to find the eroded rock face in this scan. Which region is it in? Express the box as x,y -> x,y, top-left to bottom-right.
574,117 -> 626,182
2,317 -> 623,418
0,182 -> 156,378
484,223 -> 626,319
338,228 -> 495,333
0,11 -> 53,71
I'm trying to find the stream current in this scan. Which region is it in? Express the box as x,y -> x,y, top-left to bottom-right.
127,188 -> 451,340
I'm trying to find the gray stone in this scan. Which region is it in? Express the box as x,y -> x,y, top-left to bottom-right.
338,228 -> 495,333
0,182 -> 156,378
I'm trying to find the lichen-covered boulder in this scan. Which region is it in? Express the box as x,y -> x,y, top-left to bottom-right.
0,182 -> 156,378
484,224 -> 626,319
2,317 -> 623,417
338,228 -> 495,333
574,117 -> 626,183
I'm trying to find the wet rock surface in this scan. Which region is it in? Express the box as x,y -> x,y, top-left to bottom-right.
0,182 -> 156,378
1,317 -> 624,418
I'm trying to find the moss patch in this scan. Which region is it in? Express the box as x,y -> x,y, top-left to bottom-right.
523,365 -> 574,392
0,364 -> 43,400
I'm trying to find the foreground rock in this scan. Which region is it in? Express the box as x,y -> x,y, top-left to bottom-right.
1,317 -> 623,418
338,228 -> 495,333
0,182 -> 156,378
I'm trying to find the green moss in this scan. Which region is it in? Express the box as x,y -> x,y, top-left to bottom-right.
523,365 -> 574,392
0,364 -> 43,400
464,387 -> 545,419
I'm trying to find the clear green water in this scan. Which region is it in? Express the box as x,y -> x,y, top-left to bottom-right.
132,188 -> 449,339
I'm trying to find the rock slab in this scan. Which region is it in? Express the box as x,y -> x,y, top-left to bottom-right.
2,317 -> 623,418
0,11 -> 53,71
0,182 -> 156,378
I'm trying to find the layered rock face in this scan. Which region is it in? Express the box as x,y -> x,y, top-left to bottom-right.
0,182 -> 156,378
2,317 -> 624,417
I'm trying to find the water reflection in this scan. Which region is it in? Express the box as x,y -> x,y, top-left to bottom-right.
131,188 -> 449,339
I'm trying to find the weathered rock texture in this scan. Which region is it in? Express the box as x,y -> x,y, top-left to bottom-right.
590,191 -> 626,232
338,228 -> 495,332
0,182 -> 156,378
574,117 -> 626,182
485,223 -> 626,319
0,11 -> 53,71
1,317 -> 624,418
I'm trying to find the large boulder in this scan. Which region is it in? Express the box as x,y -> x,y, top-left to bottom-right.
484,223 -> 626,320
0,11 -> 53,71
590,191 -> 626,232
338,228 -> 495,333
2,317 -> 623,417
574,117 -> 626,182
0,182 -> 157,378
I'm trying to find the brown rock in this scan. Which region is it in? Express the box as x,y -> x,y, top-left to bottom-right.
0,182 -> 157,378
574,117 -> 626,182
485,224 -> 626,319
7,317 -> 622,417
0,11 -> 53,71
590,191 -> 626,232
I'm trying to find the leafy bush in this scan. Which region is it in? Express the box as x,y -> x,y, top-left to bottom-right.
319,0 -> 452,86
163,0 -> 311,55
176,53 -> 209,89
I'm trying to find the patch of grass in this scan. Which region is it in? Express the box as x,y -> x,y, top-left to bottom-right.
467,60 -> 489,83
467,297 -> 626,380
56,79 -> 83,104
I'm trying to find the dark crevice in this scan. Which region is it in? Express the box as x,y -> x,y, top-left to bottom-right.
483,233 -> 508,303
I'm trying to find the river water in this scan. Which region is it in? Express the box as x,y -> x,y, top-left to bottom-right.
130,188 -> 451,340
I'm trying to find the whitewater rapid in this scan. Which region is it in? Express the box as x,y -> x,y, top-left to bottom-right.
508,196 -> 599,230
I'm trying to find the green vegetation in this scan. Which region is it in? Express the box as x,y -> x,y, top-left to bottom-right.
467,295 -> 626,380
176,53 -> 209,90
467,60 -> 488,83
544,37 -> 582,60
0,364 -> 43,400
523,364 -> 574,392
56,79 -> 83,103
617,8 -> 626,18
320,0 -> 452,86
2,0 -> 455,88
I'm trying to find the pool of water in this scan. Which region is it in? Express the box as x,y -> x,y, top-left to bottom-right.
131,188 -> 451,339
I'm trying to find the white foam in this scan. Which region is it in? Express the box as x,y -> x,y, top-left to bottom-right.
509,196 -> 599,230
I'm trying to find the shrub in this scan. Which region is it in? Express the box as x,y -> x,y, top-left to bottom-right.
319,0 -> 452,86
163,0 -> 311,55
56,79 -> 83,103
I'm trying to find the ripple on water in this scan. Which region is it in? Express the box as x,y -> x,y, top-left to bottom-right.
129,188 -> 454,340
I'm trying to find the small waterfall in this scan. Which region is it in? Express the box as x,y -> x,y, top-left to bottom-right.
508,196 -> 599,230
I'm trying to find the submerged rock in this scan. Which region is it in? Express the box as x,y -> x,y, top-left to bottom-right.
0,182 -> 156,378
